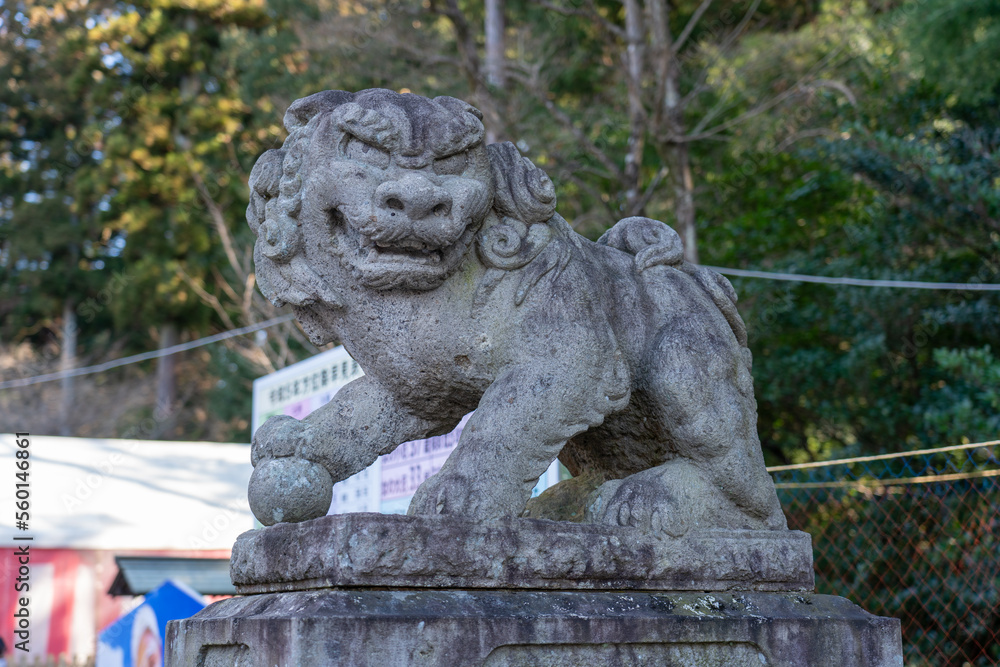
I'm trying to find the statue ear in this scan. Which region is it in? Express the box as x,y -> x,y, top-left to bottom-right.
487,142 -> 557,224
249,144 -> 304,264
247,149 -> 285,235
283,90 -> 355,131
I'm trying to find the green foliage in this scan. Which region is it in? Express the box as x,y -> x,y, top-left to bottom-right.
922,346 -> 1000,443
0,0 -> 119,341
690,0 -> 1000,463
78,0 -> 274,330
3,0 -> 998,454
903,0 -> 1000,106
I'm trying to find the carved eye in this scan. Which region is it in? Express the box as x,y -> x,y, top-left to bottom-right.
433,151 -> 468,176
342,135 -> 390,169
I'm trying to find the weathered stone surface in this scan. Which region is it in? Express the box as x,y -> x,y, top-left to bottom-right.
199,89 -> 906,667
230,513 -> 814,594
245,88 -> 788,537
165,589 -> 904,667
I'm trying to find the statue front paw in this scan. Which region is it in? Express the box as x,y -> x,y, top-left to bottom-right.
590,468 -> 692,537
407,468 -> 471,517
408,467 -> 524,520
589,460 -> 775,536
249,415 -> 333,526
251,414 -> 310,465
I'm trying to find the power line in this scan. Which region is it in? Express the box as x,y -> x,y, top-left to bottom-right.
0,314 -> 295,390
769,440 -> 1000,487
706,266 -> 1000,291
773,468 -> 1000,489
767,439 -> 1000,471
3,265 -> 999,391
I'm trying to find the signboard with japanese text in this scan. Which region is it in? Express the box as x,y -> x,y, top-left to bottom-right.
252,346 -> 562,515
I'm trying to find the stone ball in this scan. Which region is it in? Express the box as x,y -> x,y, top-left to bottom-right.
248,457 -> 333,526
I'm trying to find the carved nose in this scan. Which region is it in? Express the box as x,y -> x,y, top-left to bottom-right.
375,173 -> 452,220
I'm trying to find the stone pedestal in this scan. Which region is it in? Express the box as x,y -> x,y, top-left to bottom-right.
165,515 -> 903,666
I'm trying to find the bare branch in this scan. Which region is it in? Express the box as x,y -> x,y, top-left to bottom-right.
774,127 -> 839,151
543,97 -> 625,182
622,0 -> 647,209
190,168 -> 243,279
629,166 -> 668,217
672,0 -> 715,55
685,45 -> 850,142
508,69 -> 625,182
177,268 -> 236,331
680,0 -> 762,109
565,171 -> 619,219
536,0 -> 624,38
392,40 -> 464,69
241,272 -> 256,324
804,79 -> 857,107
211,265 -> 241,305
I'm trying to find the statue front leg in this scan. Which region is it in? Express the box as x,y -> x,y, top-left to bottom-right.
249,375 -> 443,525
407,354 -> 631,521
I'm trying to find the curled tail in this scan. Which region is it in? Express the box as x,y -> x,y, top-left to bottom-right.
598,216 -> 749,350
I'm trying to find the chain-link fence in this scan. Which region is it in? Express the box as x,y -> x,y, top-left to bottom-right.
769,440 -> 1000,666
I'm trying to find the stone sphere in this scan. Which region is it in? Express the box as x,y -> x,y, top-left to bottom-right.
248,457 -> 333,526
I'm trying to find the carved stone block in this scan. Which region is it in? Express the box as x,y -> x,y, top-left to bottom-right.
229,514 -> 815,594
166,590 -> 903,666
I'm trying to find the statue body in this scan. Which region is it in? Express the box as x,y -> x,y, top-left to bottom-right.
247,88 -> 786,535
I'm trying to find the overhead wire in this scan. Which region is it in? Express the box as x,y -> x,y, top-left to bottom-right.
768,439 -> 1000,488
706,266 -> 1000,291
2,264 -> 999,390
0,314 -> 295,390
766,440 -> 1000,471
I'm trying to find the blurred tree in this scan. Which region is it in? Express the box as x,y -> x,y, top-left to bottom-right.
1,0 -> 322,438
3,0 -> 998,452
0,0 -> 123,430
694,1 -> 1000,461
295,1 -> 844,250
903,0 -> 1000,107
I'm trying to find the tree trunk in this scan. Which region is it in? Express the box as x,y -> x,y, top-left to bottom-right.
484,0 -> 506,144
622,0 -> 646,214
485,0 -> 505,89
652,1 -> 699,264
665,139 -> 698,263
59,298 -> 77,436
155,323 -> 177,423
438,0 -> 505,144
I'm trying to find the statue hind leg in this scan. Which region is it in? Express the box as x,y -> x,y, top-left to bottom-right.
590,313 -> 786,536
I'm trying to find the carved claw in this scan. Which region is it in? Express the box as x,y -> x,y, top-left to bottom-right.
251,414 -> 309,466
408,468 -> 510,520
596,473 -> 691,538
634,243 -> 684,272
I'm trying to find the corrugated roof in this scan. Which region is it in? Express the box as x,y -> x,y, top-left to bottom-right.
109,556 -> 235,596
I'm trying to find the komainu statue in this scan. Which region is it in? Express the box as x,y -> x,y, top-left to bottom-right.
246,88 -> 787,537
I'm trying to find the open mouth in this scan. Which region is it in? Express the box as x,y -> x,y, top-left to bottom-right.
359,235 -> 444,266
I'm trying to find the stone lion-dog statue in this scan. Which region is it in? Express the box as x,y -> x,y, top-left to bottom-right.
246,88 -> 787,537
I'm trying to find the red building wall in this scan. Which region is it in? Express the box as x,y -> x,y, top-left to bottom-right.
0,547 -> 230,660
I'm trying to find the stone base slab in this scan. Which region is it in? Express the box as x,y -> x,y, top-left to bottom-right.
231,513 -> 814,593
165,589 -> 902,666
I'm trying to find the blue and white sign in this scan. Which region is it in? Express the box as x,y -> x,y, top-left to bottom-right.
96,580 -> 205,667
